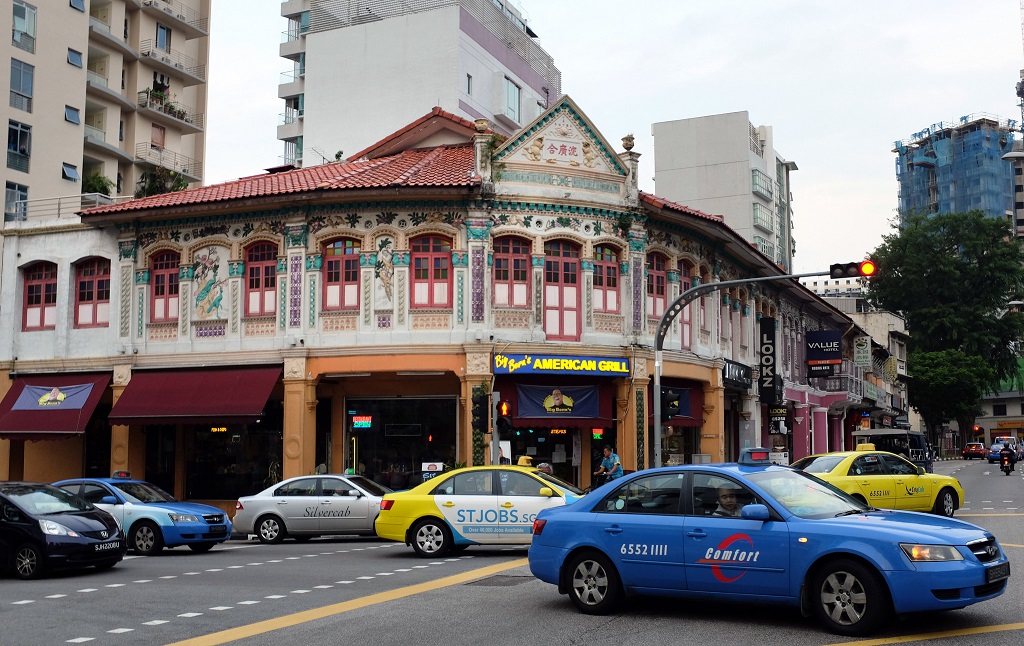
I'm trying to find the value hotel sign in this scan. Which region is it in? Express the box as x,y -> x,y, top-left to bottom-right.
806,330 -> 843,377
493,353 -> 630,376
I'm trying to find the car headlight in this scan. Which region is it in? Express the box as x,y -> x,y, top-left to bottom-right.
39,519 -> 79,537
168,513 -> 199,523
900,543 -> 964,561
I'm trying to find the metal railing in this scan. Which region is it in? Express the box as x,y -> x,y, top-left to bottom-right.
87,70 -> 108,88
137,90 -> 204,128
4,193 -> 132,223
7,150 -> 30,173
279,111 -> 303,125
89,16 -> 111,33
135,143 -> 202,178
139,40 -> 206,81
84,124 -> 106,143
279,70 -> 304,84
140,0 -> 209,34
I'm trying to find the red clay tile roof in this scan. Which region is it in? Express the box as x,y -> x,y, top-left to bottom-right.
347,106 -> 491,162
639,191 -> 723,223
81,144 -> 479,216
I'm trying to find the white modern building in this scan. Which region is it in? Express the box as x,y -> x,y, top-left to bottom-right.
278,0 -> 561,167
652,111 -> 797,272
4,0 -> 210,219
800,276 -> 868,299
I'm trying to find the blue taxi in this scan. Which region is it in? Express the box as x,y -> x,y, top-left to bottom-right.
528,449 -> 1009,636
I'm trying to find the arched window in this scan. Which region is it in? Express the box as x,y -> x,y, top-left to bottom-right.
593,245 -> 619,314
322,238 -> 360,310
151,250 -> 180,322
678,260 -> 694,349
23,261 -> 57,331
245,241 -> 278,316
493,236 -> 530,308
411,235 -> 451,307
646,253 -> 667,317
543,240 -> 580,341
74,257 -> 110,328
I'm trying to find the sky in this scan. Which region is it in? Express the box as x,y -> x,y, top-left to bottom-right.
205,0 -> 1024,274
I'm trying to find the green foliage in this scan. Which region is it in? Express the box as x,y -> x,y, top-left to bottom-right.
907,350 -> 992,434
82,173 -> 115,196
135,167 -> 189,198
472,384 -> 488,466
868,210 -> 1024,391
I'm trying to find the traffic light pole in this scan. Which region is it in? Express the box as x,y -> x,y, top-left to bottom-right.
490,391 -> 500,466
652,270 -> 830,468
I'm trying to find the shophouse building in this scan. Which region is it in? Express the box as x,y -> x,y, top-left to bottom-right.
0,99 -> 867,513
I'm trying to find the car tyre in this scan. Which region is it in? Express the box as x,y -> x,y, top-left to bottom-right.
256,514 -> 286,544
811,558 -> 890,636
411,518 -> 452,557
130,520 -> 164,556
188,542 -> 216,553
933,488 -> 957,517
566,551 -> 622,615
12,543 -> 44,580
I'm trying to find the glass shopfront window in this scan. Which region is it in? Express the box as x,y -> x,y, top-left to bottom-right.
346,397 -> 456,490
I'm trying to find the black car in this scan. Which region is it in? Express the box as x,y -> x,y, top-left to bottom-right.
0,482 -> 124,580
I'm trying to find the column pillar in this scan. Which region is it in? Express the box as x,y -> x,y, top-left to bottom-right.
702,383 -> 726,461
110,365 -> 131,474
812,406 -> 828,454
792,403 -> 810,460
282,357 -> 317,479
331,386 -> 347,473
740,394 -> 758,450
615,373 -> 644,477
830,414 -> 845,452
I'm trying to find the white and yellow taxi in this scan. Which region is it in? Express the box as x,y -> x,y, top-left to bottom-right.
374,465 -> 583,557
791,447 -> 964,517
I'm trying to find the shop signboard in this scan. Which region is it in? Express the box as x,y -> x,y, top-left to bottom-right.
759,318 -> 779,404
723,360 -> 752,390
493,353 -> 629,377
12,383 -> 95,410
806,329 -> 842,377
421,462 -> 444,481
854,335 -> 871,368
516,385 -> 600,418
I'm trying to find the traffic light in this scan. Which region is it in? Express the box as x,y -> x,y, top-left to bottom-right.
495,400 -> 514,435
660,387 -> 681,421
471,392 -> 489,435
974,425 -> 984,436
829,259 -> 877,279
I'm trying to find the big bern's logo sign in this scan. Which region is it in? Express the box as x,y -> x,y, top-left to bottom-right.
759,317 -> 779,404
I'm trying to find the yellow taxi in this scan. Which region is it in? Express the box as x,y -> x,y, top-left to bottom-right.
790,447 -> 964,517
374,465 -> 583,557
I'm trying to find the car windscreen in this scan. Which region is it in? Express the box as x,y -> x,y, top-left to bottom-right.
536,471 -> 584,495
789,455 -> 845,474
346,476 -> 391,497
112,481 -> 177,503
747,469 -> 865,519
1,484 -> 94,515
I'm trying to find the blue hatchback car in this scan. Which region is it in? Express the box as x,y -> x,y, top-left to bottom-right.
54,473 -> 232,556
528,449 -> 1010,637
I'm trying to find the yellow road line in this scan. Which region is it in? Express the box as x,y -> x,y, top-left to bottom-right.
825,621 -> 1024,646
166,557 -> 529,646
1001,542 -> 1024,548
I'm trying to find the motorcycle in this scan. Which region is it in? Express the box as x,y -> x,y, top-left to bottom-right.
1001,456 -> 1013,476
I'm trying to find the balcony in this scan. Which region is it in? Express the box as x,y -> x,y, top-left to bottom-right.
83,126 -> 133,163
752,203 -> 775,233
7,150 -> 30,174
135,143 -> 202,181
12,28 -> 35,53
277,111 -> 303,140
85,71 -> 136,111
140,0 -> 208,39
88,17 -> 139,59
280,29 -> 305,58
139,40 -> 206,86
137,89 -> 204,134
278,70 -> 304,98
9,90 -> 32,113
3,193 -> 131,225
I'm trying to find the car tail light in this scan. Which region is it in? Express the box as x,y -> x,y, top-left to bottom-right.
380,500 -> 394,511
533,519 -> 546,535
235,501 -> 244,510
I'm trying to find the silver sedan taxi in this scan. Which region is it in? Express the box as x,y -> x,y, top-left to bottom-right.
233,474 -> 391,543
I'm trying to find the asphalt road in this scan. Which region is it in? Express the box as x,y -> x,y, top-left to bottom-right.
2,460 -> 1022,646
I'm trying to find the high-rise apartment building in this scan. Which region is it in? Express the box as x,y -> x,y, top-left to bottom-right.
4,0 -> 209,220
651,111 -> 797,272
278,0 -> 560,167
893,114 -> 1016,225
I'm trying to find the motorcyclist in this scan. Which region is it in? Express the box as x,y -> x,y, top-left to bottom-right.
999,442 -> 1017,472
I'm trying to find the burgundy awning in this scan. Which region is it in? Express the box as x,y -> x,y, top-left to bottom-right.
108,367 -> 280,424
0,373 -> 110,440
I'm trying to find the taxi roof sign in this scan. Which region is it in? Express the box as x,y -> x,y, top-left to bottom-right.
112,470 -> 131,479
738,448 -> 771,465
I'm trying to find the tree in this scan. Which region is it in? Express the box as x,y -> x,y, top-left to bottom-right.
135,167 -> 189,198
907,350 -> 993,442
868,211 -> 1024,389
82,173 -> 115,196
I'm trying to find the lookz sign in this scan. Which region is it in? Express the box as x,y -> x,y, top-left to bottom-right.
806,330 -> 843,377
759,318 -> 780,404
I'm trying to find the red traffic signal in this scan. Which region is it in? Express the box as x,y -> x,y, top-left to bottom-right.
830,260 -> 876,279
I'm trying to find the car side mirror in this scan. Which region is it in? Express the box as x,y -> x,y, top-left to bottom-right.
538,487 -> 554,498
348,490 -> 363,498
740,504 -> 771,521
917,467 -> 926,476
99,495 -> 118,505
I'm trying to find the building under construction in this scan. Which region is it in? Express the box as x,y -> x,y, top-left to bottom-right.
893,114 -> 1017,225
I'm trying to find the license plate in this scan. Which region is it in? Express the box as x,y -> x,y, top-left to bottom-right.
95,541 -> 120,552
986,562 -> 1010,583
209,524 -> 226,533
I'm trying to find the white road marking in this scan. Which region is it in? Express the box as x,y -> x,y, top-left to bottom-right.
142,620 -> 169,626
77,589 -> 98,593
336,581 -> 354,584
412,565 -> 429,569
105,584 -> 126,588
45,594 -> 67,599
350,548 -> 364,551
320,552 -> 334,555
209,606 -> 233,611
66,638 -> 94,643
160,575 -> 177,579
303,554 -> 317,558
205,569 -> 223,572
12,600 -> 34,605
290,590 -> 311,594
314,585 -> 333,589
444,559 -> 460,562
335,550 -> 348,553
266,560 -> 282,563
429,562 -> 444,565
1003,500 -> 1014,503
285,557 -> 301,560
133,580 -> 152,583
375,572 -> 394,576
184,572 -> 201,575
246,562 -> 263,566
394,568 -> 412,572
107,629 -> 133,634
365,546 -> 379,549
177,613 -> 203,618
264,595 -> 286,599
227,565 -> 245,569
237,600 -> 260,605
356,576 -> 374,580
983,507 -> 995,510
